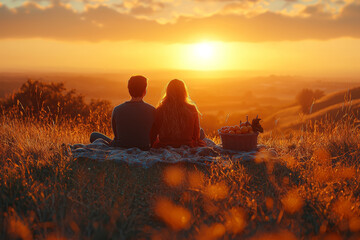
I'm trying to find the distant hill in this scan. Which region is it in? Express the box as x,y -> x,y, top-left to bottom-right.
310,87 -> 360,114
262,87 -> 360,131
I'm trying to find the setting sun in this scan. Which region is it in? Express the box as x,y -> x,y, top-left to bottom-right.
180,41 -> 226,70
193,42 -> 215,60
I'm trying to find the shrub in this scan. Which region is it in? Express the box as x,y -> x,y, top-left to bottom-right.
0,79 -> 113,133
296,88 -> 325,114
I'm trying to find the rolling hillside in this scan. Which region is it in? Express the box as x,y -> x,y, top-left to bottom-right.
262,87 -> 360,131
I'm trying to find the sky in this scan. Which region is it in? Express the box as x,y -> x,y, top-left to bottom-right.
0,0 -> 360,76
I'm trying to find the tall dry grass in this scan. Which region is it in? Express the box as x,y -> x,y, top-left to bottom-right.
0,112 -> 359,239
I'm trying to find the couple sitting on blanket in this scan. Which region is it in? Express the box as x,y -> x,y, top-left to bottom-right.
90,75 -> 207,151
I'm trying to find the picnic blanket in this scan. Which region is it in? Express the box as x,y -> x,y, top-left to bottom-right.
70,139 -> 264,168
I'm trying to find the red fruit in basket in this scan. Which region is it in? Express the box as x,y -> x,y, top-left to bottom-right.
247,126 -> 253,132
240,122 -> 246,127
240,126 -> 248,134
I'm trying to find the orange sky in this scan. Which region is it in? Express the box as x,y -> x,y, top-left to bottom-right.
1,0 -> 360,76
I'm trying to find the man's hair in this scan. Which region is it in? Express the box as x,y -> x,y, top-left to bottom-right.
128,75 -> 147,98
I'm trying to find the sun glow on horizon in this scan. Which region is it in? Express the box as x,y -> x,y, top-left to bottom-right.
193,42 -> 215,60
182,41 -> 226,71
0,38 -> 360,76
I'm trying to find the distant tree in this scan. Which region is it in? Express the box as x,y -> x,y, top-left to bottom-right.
296,89 -> 314,114
313,89 -> 325,100
296,88 -> 325,114
0,79 -> 112,127
1,79 -> 88,120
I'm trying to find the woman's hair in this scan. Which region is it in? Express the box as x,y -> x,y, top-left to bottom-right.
157,79 -> 200,137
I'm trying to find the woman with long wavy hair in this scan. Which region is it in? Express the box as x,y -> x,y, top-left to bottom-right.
151,79 -> 206,148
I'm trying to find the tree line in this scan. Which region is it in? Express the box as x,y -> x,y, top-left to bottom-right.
0,79 -> 113,132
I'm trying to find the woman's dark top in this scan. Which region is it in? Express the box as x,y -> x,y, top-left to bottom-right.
151,104 -> 206,148
111,100 -> 155,150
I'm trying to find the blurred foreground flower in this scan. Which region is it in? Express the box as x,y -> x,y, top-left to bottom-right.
225,207 -> 247,234
333,197 -> 354,219
154,198 -> 192,231
196,223 -> 226,240
349,217 -> 360,232
281,189 -> 304,214
205,182 -> 228,200
163,166 -> 185,187
5,207 -> 32,240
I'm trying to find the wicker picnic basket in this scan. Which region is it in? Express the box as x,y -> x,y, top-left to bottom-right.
219,131 -> 259,151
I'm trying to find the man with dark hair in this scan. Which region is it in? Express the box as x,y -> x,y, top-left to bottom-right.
90,75 -> 155,150
127,75 -> 147,97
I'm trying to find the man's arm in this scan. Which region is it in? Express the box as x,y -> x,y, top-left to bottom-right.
111,108 -> 117,139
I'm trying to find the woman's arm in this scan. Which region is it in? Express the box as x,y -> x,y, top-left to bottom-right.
192,110 -> 206,147
150,109 -> 161,146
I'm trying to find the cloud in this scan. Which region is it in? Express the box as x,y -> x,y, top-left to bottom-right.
0,1 -> 360,42
301,3 -> 334,18
121,0 -> 166,15
193,0 -> 259,2
130,5 -> 161,15
221,1 -> 266,16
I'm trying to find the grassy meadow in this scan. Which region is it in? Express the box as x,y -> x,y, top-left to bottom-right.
1,106 -> 360,239
2,0 -> 360,237
0,76 -> 360,239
